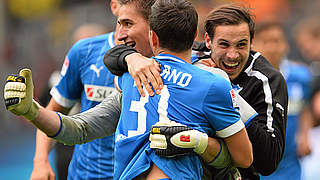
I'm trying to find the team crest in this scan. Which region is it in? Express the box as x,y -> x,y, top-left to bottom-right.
230,89 -> 239,108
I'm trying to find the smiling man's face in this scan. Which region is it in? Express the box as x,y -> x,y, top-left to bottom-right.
117,3 -> 153,58
205,22 -> 251,80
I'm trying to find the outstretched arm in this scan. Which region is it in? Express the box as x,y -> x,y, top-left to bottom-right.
4,69 -> 122,145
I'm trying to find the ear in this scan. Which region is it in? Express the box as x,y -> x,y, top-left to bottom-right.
250,36 -> 254,49
204,32 -> 212,50
110,0 -> 119,17
150,30 -> 159,49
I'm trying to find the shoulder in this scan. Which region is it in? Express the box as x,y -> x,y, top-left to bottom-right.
67,33 -> 112,62
246,51 -> 285,82
194,62 -> 230,82
72,33 -> 110,49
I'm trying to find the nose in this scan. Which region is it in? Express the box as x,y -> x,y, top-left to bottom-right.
226,47 -> 239,59
117,25 -> 128,42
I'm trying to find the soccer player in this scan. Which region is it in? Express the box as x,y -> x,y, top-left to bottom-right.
30,0 -> 121,179
4,0 -> 253,179
104,4 -> 288,179
32,23 -> 108,180
253,20 -> 313,180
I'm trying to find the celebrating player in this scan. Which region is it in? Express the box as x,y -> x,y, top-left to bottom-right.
104,3 -> 288,179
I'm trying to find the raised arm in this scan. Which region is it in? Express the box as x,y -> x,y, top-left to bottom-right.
4,69 -> 122,145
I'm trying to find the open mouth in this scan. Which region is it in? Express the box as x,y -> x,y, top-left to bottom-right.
125,42 -> 136,48
222,61 -> 240,70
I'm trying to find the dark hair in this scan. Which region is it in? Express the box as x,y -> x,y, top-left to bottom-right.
117,0 -> 156,21
149,0 -> 198,52
205,4 -> 255,42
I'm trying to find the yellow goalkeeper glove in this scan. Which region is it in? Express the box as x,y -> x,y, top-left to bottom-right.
4,68 -> 40,121
150,120 -> 208,156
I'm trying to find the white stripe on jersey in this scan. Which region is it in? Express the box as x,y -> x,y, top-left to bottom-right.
50,87 -> 78,108
216,120 -> 245,138
156,55 -> 186,64
108,32 -> 115,48
245,52 -> 275,133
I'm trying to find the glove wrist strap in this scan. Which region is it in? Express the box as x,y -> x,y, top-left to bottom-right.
193,131 -> 208,155
24,100 -> 41,121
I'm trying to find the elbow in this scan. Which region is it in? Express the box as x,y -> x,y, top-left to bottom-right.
232,141 -> 253,168
235,152 -> 253,168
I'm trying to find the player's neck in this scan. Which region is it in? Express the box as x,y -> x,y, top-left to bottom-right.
157,48 -> 192,64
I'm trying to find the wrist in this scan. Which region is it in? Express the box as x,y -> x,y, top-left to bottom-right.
24,100 -> 41,121
125,52 -> 140,65
120,49 -> 137,69
193,130 -> 208,155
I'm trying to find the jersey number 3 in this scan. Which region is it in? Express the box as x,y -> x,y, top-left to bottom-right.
128,86 -> 170,137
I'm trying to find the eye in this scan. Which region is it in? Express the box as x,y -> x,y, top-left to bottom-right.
237,42 -> 247,48
124,21 -> 133,27
118,20 -> 133,28
219,42 -> 229,48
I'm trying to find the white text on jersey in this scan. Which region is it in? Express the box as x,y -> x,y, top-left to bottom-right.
84,84 -> 116,102
160,65 -> 192,87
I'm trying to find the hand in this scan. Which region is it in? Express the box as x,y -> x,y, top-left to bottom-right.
30,159 -> 56,180
125,53 -> 163,97
4,68 -> 41,121
149,121 -> 208,156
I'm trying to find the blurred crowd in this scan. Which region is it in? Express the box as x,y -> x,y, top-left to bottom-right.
1,0 -> 320,179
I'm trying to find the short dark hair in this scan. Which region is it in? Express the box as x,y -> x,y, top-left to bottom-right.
205,4 -> 255,42
117,0 -> 156,21
149,0 -> 198,52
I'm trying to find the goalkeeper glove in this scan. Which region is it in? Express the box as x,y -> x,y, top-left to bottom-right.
4,68 -> 40,121
149,121 -> 208,156
149,121 -> 235,170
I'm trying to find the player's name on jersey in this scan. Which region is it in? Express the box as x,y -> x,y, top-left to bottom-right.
160,64 -> 192,87
84,84 -> 116,102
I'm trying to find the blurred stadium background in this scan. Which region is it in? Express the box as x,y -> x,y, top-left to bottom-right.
0,0 -> 320,179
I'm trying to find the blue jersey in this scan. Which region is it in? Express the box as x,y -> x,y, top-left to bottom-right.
50,32 -> 116,179
261,59 -> 312,180
115,54 -> 243,180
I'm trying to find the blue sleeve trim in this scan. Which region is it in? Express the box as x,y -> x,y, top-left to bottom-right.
209,139 -> 223,163
244,113 -> 258,127
48,112 -> 63,138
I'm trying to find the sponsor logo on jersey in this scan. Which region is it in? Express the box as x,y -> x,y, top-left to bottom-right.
90,64 -> 103,78
84,84 -> 116,102
61,57 -> 69,77
116,134 -> 127,142
230,89 -> 239,108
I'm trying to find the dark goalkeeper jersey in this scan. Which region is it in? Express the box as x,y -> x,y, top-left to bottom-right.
228,51 -> 288,179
